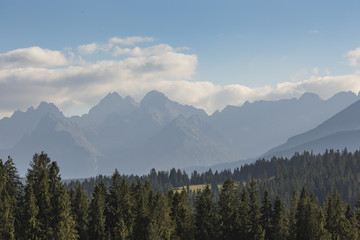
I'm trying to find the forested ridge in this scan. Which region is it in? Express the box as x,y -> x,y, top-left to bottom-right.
66,148 -> 360,206
1,150 -> 360,239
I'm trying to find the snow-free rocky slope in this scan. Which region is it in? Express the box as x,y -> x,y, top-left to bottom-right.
0,90 -> 358,178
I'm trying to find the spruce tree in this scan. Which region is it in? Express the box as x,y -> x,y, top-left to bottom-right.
288,190 -> 298,239
131,180 -> 152,240
270,195 -> 289,240
0,158 -> 21,240
22,184 -> 41,240
72,184 -> 89,240
89,181 -> 107,240
170,188 -> 194,240
239,187 -> 251,239
324,190 -> 344,239
260,190 -> 272,239
194,185 -> 218,240
247,177 -> 265,240
48,161 -> 78,240
218,178 -> 240,240
148,192 -> 174,240
107,169 -> 132,240
25,152 -> 52,238
295,188 -> 330,240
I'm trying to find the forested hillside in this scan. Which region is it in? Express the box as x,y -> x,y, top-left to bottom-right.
2,150 -> 360,239
66,148 -> 360,206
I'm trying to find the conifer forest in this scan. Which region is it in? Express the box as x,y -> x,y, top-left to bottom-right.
2,150 -> 360,239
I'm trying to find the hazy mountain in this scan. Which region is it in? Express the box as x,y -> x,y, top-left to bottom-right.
70,92 -> 138,126
208,91 -> 359,159
263,98 -> 360,159
0,102 -> 64,149
1,114 -> 99,178
125,114 -> 234,174
1,90 -> 359,178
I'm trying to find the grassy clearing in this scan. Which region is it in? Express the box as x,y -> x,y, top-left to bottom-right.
173,184 -> 210,193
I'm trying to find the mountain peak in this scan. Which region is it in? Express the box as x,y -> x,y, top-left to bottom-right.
36,102 -> 62,117
299,92 -> 321,102
81,92 -> 138,125
140,90 -> 168,108
99,92 -> 123,104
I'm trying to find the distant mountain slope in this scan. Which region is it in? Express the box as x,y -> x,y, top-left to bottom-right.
264,98 -> 360,159
208,91 -> 359,159
70,92 -> 138,126
1,114 -> 99,178
1,90 -> 359,178
0,102 -> 64,149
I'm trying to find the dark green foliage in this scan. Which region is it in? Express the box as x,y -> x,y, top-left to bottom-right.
148,192 -> 173,239
295,188 -> 330,240
89,181 -> 107,240
218,178 -> 240,239
22,184 -> 40,240
194,185 -> 218,240
72,184 -> 89,240
170,188 -> 194,240
131,181 -> 153,240
270,195 -> 288,240
324,190 -> 344,239
5,150 -> 360,239
247,177 -> 265,240
0,157 -> 21,240
106,169 -> 132,239
260,190 -> 272,240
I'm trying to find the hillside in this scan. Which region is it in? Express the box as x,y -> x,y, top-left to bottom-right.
0,90 -> 359,178
264,98 -> 360,159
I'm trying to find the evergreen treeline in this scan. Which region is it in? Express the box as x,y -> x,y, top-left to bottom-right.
2,151 -> 360,239
66,148 -> 360,206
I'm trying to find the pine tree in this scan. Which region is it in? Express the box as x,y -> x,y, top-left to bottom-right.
218,179 -> 240,240
48,161 -> 78,240
89,181 -> 107,240
270,195 -> 289,240
288,190 -> 298,239
72,184 -> 89,240
194,185 -> 218,240
131,180 -> 152,240
239,187 -> 251,239
260,190 -> 272,239
340,209 -> 359,240
0,158 -> 21,240
247,177 -> 265,240
107,169 -> 132,240
25,152 -> 52,238
324,190 -> 344,240
148,192 -> 174,240
22,184 -> 41,240
170,188 -> 194,240
295,188 -> 330,240
53,188 -> 78,240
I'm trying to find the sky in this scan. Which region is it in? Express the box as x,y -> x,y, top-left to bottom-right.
1,0 -> 360,118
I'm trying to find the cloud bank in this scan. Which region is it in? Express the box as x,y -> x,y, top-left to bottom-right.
1,38 -> 360,118
0,47 -> 68,69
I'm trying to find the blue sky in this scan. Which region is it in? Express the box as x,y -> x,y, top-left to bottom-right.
1,0 -> 360,117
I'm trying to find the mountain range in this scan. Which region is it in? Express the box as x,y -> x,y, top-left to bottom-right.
263,97 -> 360,159
0,90 -> 359,178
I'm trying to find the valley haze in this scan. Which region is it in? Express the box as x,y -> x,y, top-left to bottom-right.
0,90 -> 359,179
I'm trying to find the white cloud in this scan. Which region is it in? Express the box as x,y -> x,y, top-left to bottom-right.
113,44 -> 175,57
78,43 -> 98,55
77,36 -> 155,56
1,41 -> 360,118
346,47 -> 360,66
0,47 -> 68,69
109,36 -> 154,46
